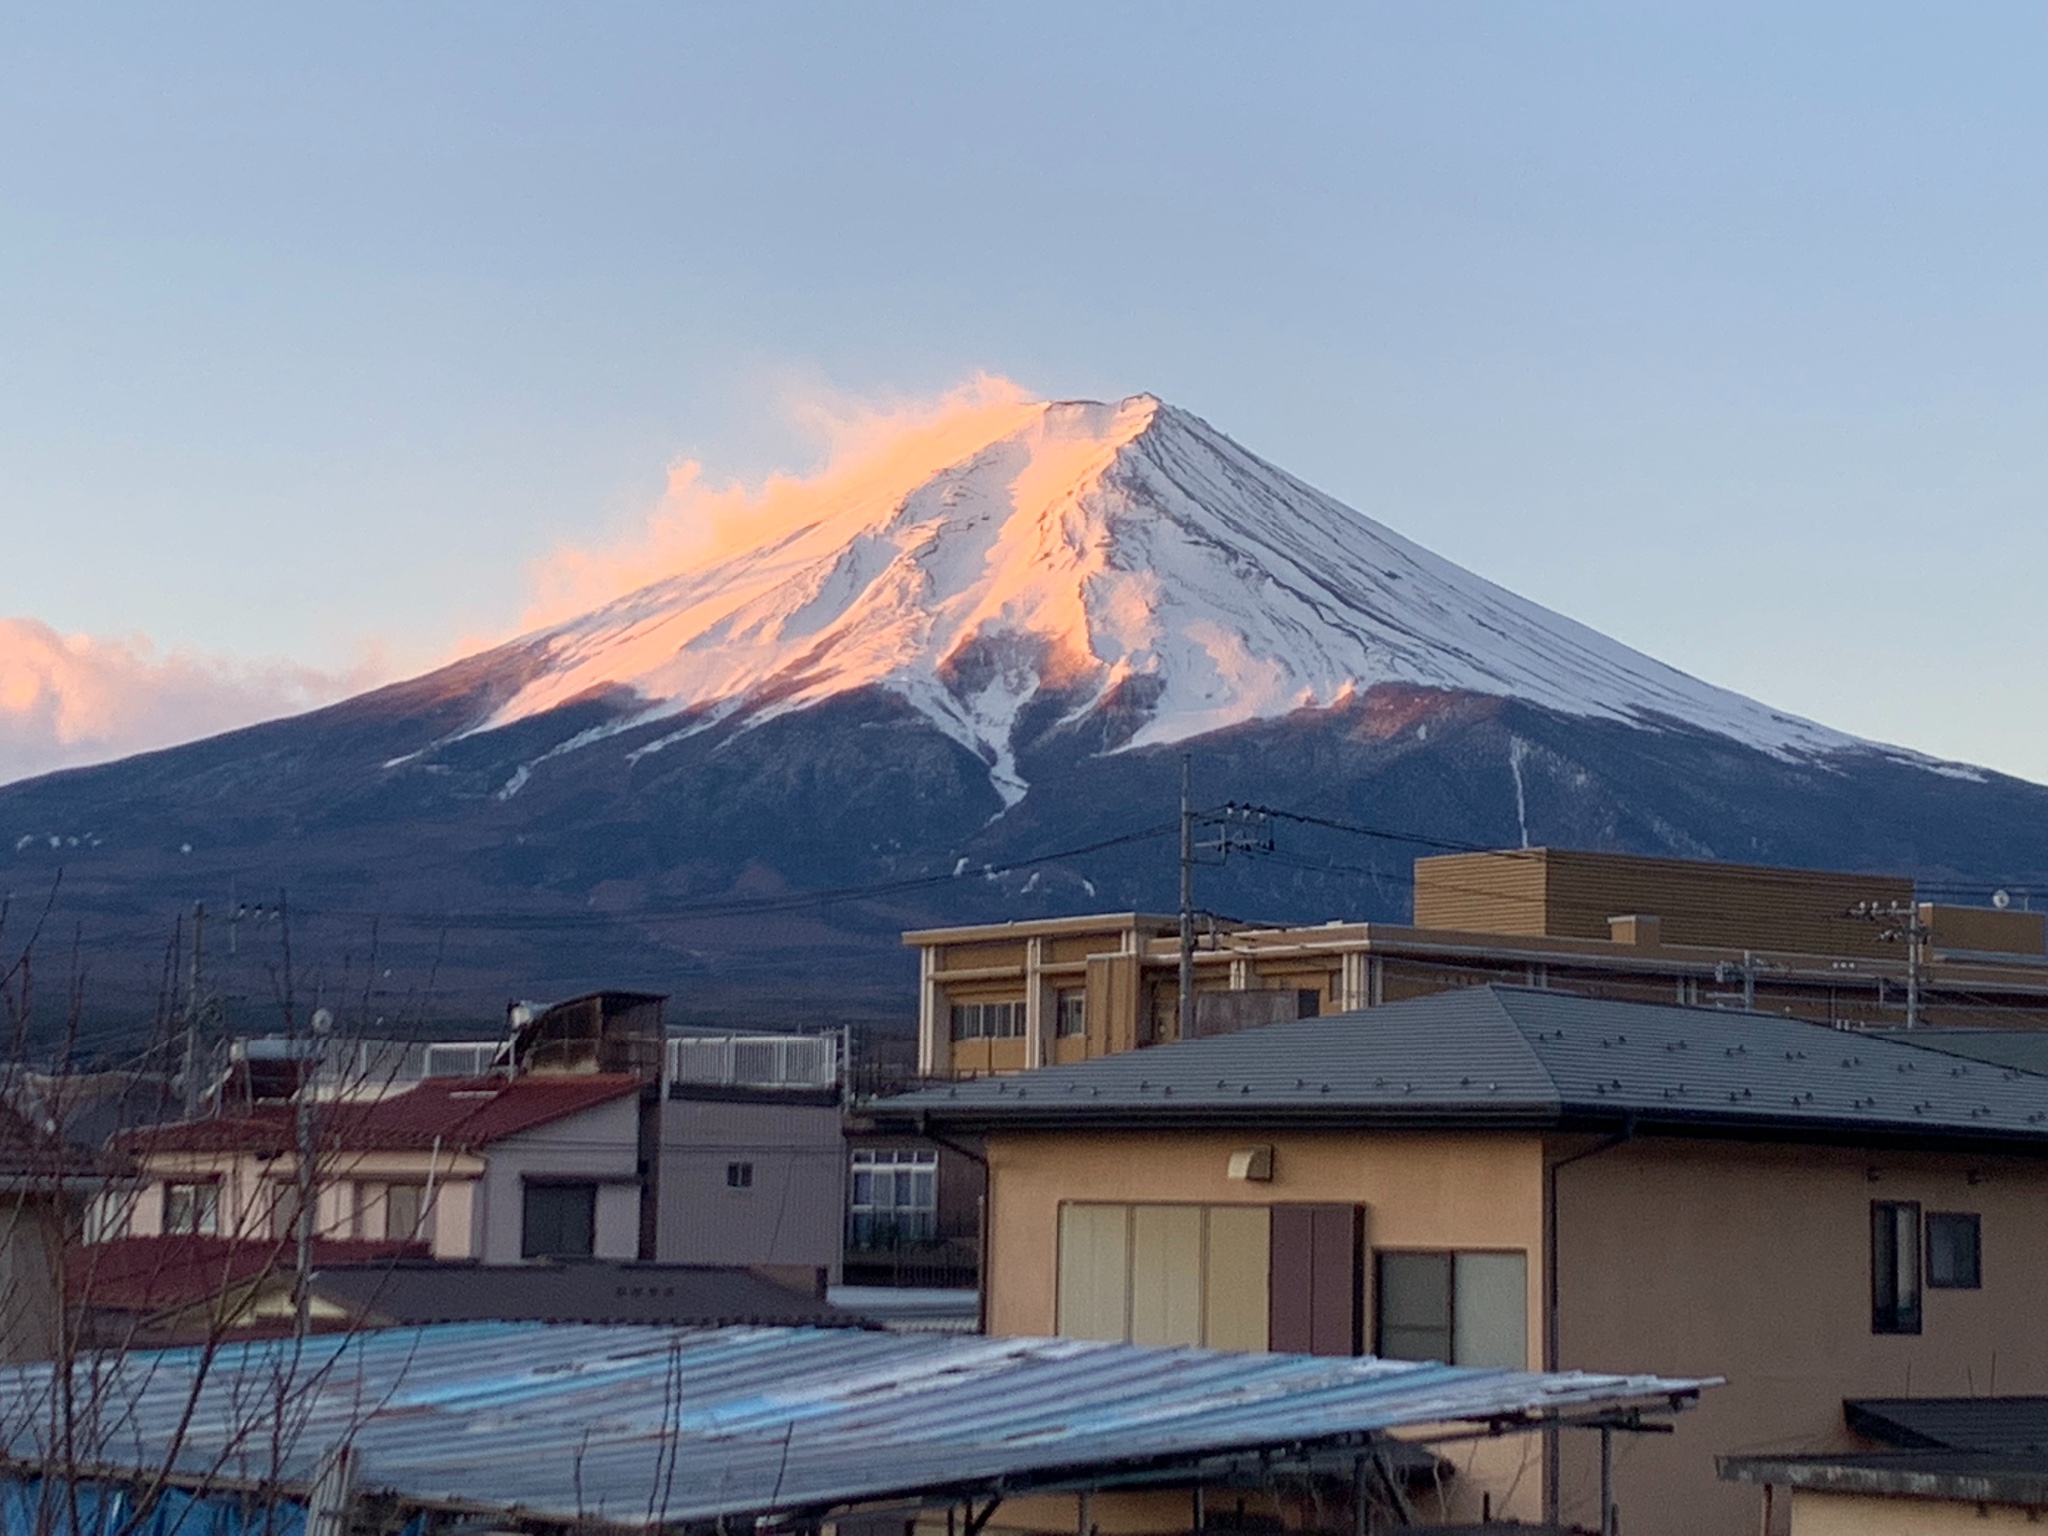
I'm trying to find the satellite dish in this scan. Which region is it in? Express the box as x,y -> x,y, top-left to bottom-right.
1993,889 -> 2012,910
310,1007 -> 335,1036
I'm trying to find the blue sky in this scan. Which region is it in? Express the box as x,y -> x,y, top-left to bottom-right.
0,3 -> 2041,781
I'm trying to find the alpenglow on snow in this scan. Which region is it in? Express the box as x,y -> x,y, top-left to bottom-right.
476,394 -> 1875,806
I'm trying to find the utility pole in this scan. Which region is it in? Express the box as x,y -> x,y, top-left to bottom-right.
1711,950 -> 1780,1011
181,904 -> 206,1118
1175,761 -> 1274,1042
1179,757 -> 1196,1044
1848,900 -> 1930,1028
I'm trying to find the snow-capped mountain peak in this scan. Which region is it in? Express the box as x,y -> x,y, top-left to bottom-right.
477,394 -> 1863,804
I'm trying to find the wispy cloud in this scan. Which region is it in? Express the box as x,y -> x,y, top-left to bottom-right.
0,618 -> 384,785
3,374 -> 1043,783
521,373 -> 1042,627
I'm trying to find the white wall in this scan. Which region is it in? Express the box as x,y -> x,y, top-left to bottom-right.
476,1093 -> 642,1263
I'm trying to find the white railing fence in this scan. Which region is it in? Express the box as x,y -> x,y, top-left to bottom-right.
666,1032 -> 841,1091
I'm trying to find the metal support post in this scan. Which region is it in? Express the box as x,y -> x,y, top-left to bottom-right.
1601,1424 -> 1614,1536
1179,755 -> 1195,1043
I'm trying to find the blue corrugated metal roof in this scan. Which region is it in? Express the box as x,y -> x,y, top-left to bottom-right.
0,1324 -> 1709,1529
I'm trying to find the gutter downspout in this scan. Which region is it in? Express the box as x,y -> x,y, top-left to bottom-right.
1544,1117 -> 1634,1526
919,1115 -> 990,1335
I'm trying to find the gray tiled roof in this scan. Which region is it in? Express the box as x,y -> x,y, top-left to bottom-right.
881,986 -> 2048,1144
310,1260 -> 856,1329
1864,1028 -> 2048,1080
1847,1395 -> 2048,1454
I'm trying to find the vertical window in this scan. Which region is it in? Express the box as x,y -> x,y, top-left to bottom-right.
1056,990 -> 1087,1038
848,1149 -> 937,1244
1872,1201 -> 1923,1334
522,1182 -> 597,1259
85,1190 -> 137,1244
161,1181 -> 219,1237
726,1161 -> 754,1190
1376,1252 -> 1452,1362
385,1183 -> 426,1241
269,1181 -> 305,1240
948,1001 -> 1025,1040
1927,1212 -> 1981,1290
1375,1251 -> 1529,1369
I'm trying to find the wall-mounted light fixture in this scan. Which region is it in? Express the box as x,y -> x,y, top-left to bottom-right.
1227,1145 -> 1274,1182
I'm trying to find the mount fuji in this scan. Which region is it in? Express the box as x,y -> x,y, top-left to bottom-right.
5,395 -> 2044,1031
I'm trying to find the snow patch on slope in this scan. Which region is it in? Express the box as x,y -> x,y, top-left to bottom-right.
470,394 -> 1923,804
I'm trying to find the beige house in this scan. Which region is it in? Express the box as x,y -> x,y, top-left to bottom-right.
883,985 -> 2048,1535
104,1074 -> 647,1262
103,993 -> 848,1284
906,848 -> 2048,1076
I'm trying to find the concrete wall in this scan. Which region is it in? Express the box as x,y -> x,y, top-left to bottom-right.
983,1127 -> 1548,1525
1555,1137 -> 2048,1536
655,1096 -> 845,1280
1790,1489 -> 2046,1534
0,1194 -> 68,1360
474,1093 -> 642,1263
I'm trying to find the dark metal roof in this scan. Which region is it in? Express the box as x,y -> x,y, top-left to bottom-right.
1846,1395 -> 2048,1453
1867,1028 -> 2048,1079
1720,1450 -> 2048,1506
309,1260 -> 856,1329
0,1323 -> 1711,1529
881,986 -> 2048,1144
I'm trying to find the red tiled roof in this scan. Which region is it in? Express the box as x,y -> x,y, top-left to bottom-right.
118,1074 -> 642,1156
68,1235 -> 429,1312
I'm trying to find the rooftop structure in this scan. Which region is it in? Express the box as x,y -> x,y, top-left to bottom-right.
887,984 -> 2048,1145
904,847 -> 2048,1077
306,1259 -> 851,1330
1722,1395 -> 2048,1529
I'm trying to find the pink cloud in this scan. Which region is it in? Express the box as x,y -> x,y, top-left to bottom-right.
0,618 -> 385,785
521,373 -> 1041,627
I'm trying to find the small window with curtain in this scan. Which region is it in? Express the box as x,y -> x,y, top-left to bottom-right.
385,1183 -> 427,1241
162,1181 -> 219,1237
1375,1250 -> 1528,1369
1056,990 -> 1087,1037
1872,1201 -> 1923,1333
1927,1212 -> 1981,1290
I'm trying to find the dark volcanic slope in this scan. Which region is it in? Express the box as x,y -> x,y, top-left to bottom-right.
6,671 -> 2048,1043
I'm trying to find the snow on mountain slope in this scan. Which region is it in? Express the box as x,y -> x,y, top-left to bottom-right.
476,394 -> 1881,804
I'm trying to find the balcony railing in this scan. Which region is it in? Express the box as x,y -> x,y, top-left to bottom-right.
665,1032 -> 841,1092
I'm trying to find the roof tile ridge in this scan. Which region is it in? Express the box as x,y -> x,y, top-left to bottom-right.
1472,986 -> 1568,1109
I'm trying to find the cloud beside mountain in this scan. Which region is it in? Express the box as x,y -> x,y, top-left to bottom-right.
0,618 -> 384,785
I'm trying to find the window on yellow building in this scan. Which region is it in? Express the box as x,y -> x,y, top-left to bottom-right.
1055,991 -> 1087,1037
950,1001 -> 1025,1040
1374,1250 -> 1527,1369
1927,1211 -> 1981,1290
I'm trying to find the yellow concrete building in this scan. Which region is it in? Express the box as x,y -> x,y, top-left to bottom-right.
907,848 -> 2048,1076
883,985 -> 2048,1535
